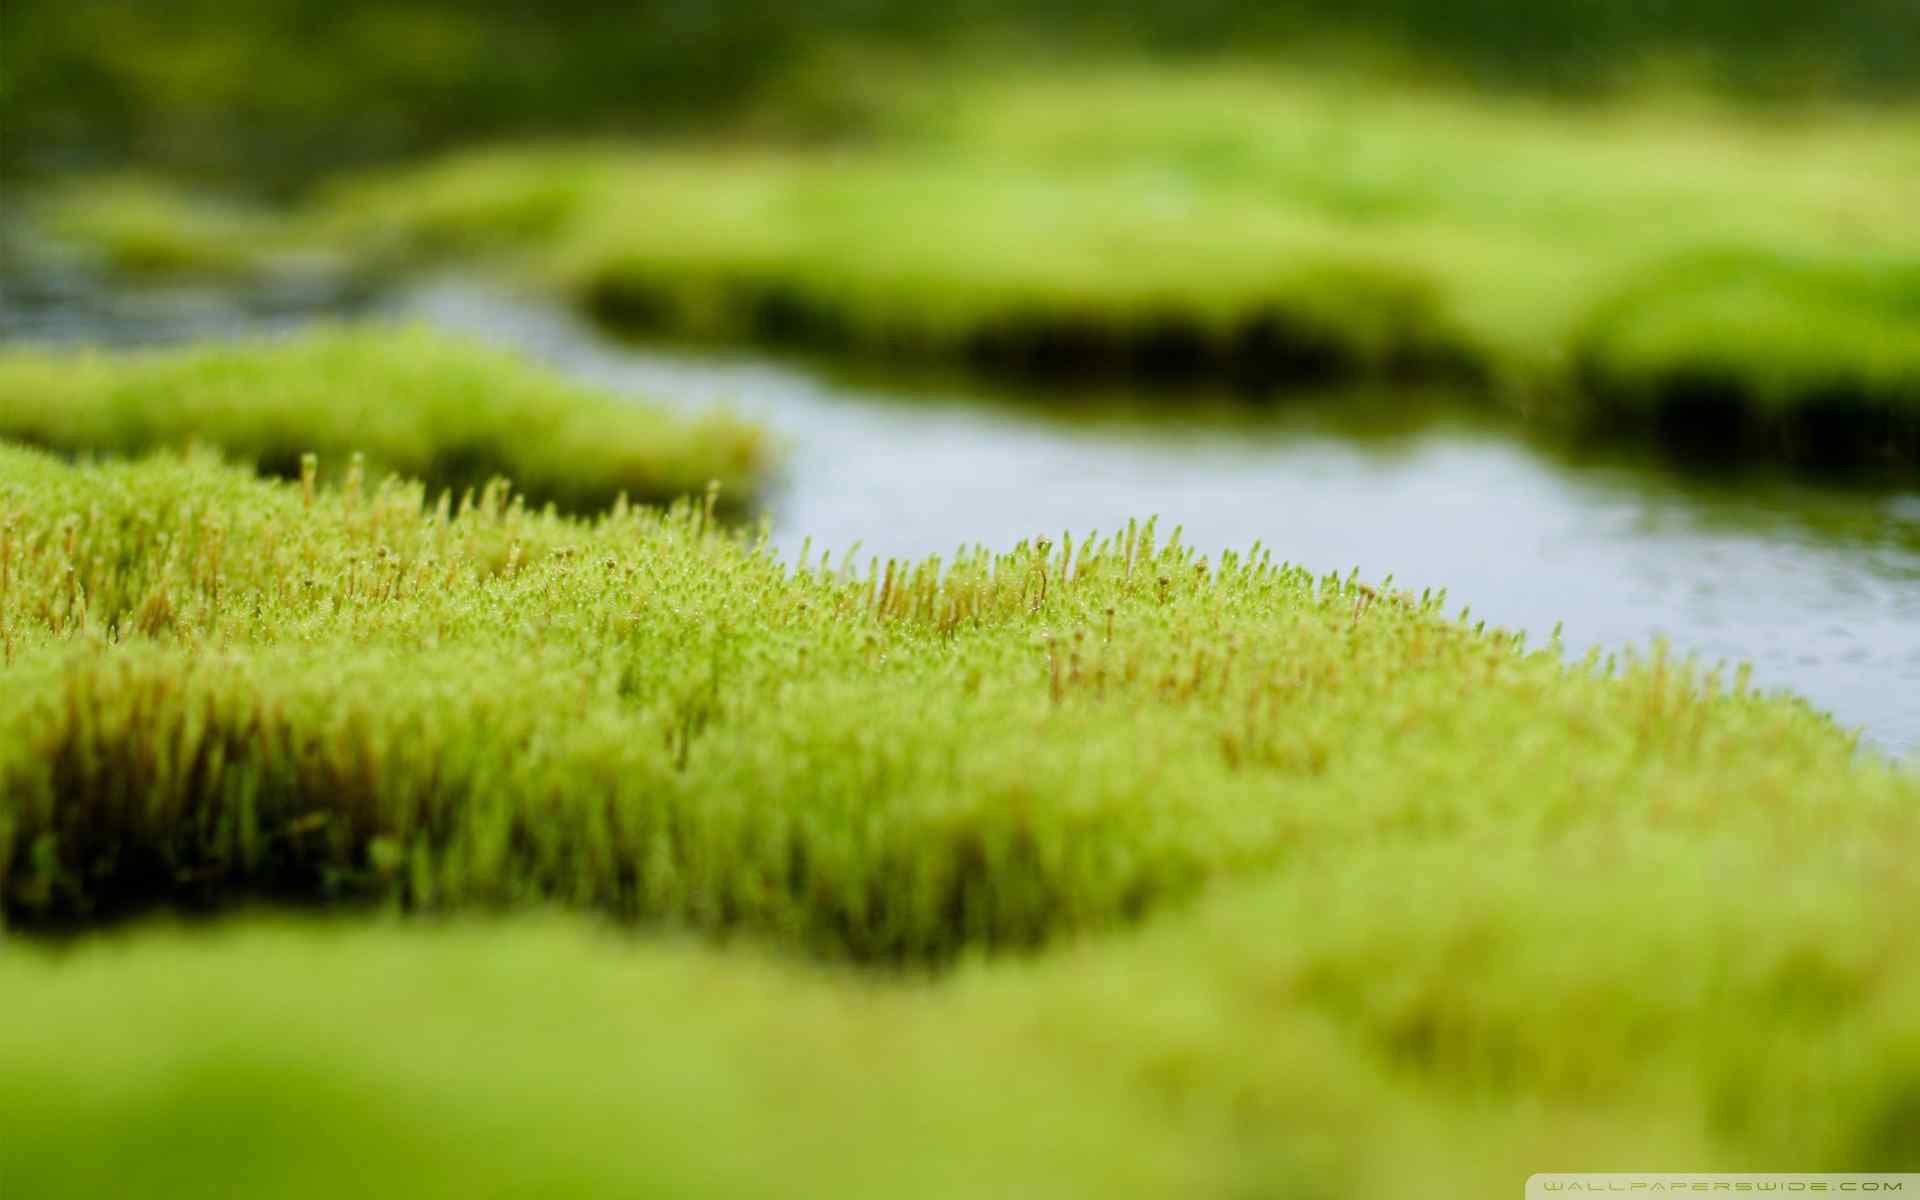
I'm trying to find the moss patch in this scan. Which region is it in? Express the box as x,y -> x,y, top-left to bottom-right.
0,327 -> 771,514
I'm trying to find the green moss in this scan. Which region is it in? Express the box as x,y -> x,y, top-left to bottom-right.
0,443 -> 1908,960
300,65 -> 1920,465
30,65 -> 1920,467
0,327 -> 770,513
7,0 -> 1919,188
0,430 -> 1916,1189
3,836 -> 1919,1198
315,151 -> 609,262
32,177 -> 285,279
1576,251 -> 1920,460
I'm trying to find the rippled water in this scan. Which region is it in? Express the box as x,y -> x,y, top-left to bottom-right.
5,273 -> 1918,756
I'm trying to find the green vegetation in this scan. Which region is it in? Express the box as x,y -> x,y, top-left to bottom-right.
13,4 -> 1920,1191
3,824 -> 1919,1199
25,67 -> 1919,467
30,177 -> 279,279
7,0 -> 1916,186
0,328 -> 770,514
23,175 -> 355,284
1,438 -> 1916,1189
303,66 -> 1920,466
3,442 -> 1912,954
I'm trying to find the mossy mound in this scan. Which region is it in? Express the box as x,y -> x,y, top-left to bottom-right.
0,327 -> 770,514
2,443 -> 1904,960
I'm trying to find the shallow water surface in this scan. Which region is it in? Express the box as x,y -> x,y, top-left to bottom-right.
5,274 -> 1917,756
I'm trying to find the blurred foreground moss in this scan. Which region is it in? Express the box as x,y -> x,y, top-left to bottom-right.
0,327 -> 769,514
0,443 -> 1911,960
2,847 -> 1918,1200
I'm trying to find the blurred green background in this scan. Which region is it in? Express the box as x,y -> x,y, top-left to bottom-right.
8,0 -> 1920,186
